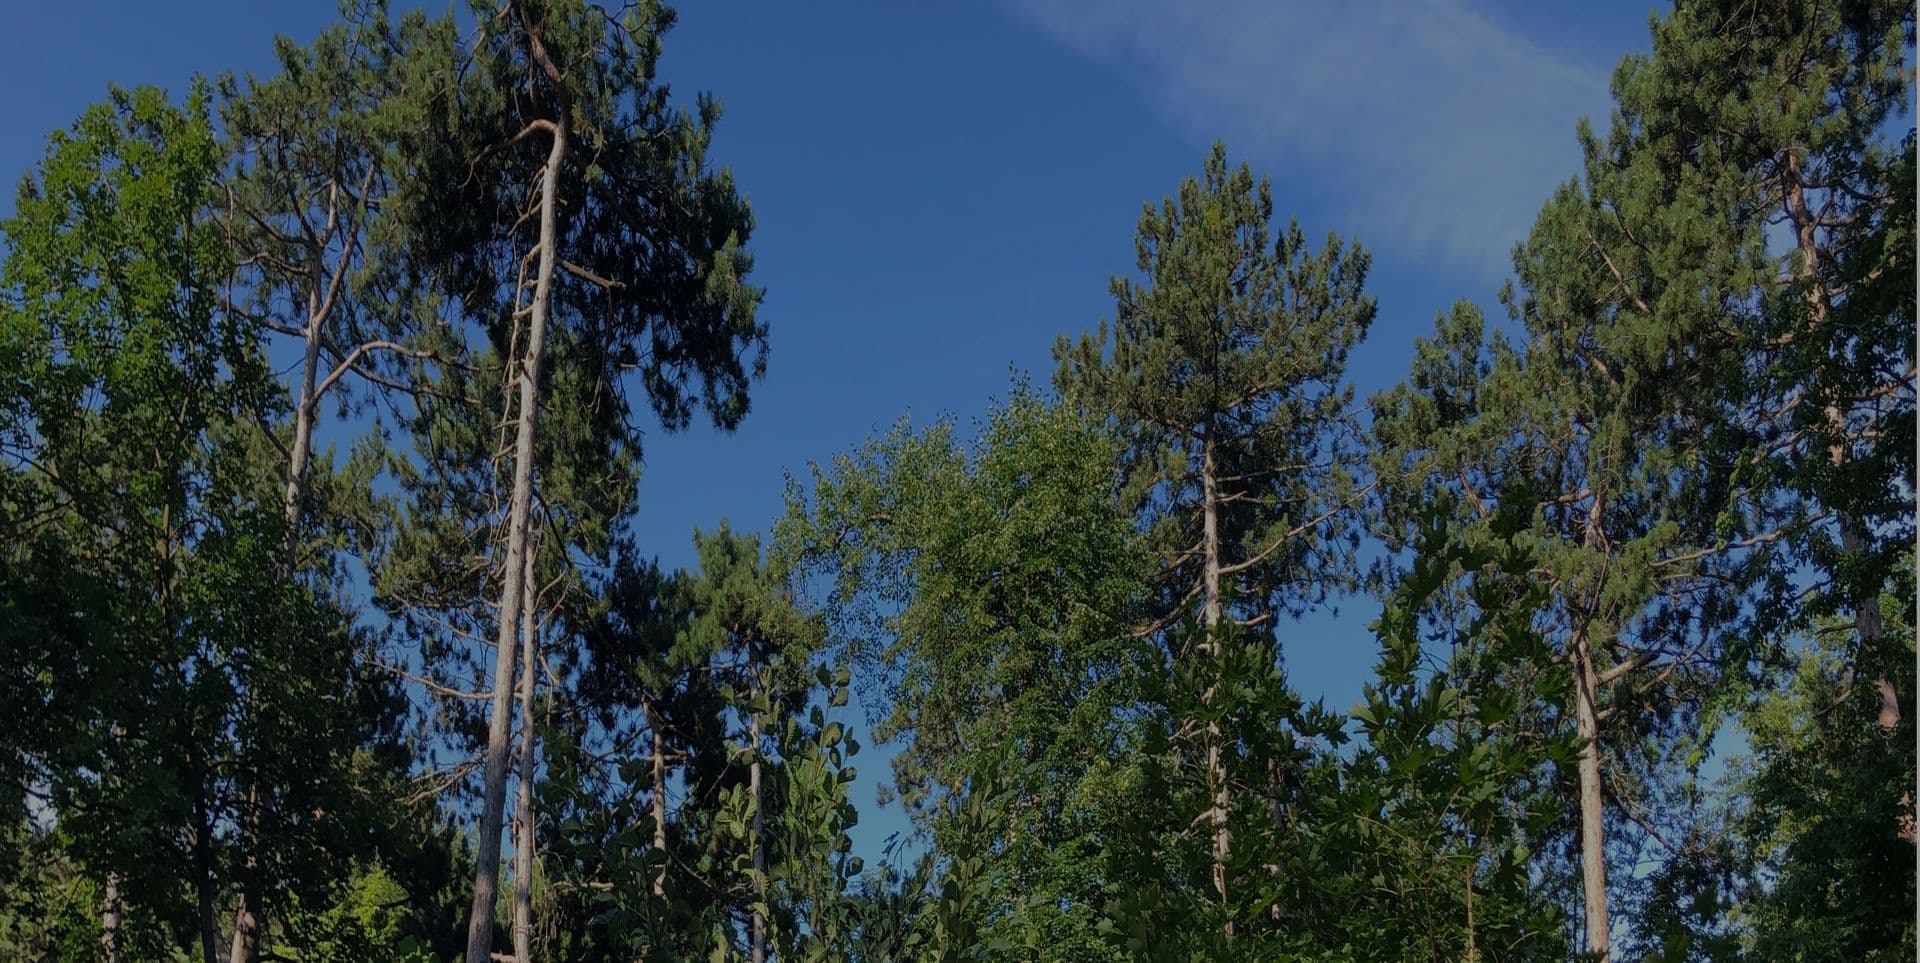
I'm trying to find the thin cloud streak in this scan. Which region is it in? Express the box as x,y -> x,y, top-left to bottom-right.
1005,0 -> 1615,278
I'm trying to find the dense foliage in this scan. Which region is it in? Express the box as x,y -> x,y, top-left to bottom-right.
0,1 -> 1910,961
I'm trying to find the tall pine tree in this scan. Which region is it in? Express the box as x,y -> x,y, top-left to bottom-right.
1053,143 -> 1374,934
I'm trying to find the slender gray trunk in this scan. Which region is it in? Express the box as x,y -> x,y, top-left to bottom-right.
1569,492 -> 1612,961
646,698 -> 669,900
100,721 -> 124,963
1571,625 -> 1609,961
1199,431 -> 1230,933
749,702 -> 767,963
100,872 -> 122,963
465,115 -> 567,963
513,544 -> 540,963
1835,514 -> 1896,725
282,255 -> 325,531
194,797 -> 221,963
1463,860 -> 1477,963
230,194 -> 339,963
226,791 -> 262,963
1784,151 -> 1901,735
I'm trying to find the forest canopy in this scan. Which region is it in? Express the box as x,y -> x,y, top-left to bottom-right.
0,1 -> 1913,961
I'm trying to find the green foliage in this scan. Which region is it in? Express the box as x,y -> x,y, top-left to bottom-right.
0,3 -> 1910,962
780,387 -> 1158,960
1320,496 -> 1572,961
0,824 -> 107,962
280,863 -> 436,963
541,525 -> 861,962
0,75 -> 433,963
1731,563 -> 1917,960
1054,141 -> 1375,628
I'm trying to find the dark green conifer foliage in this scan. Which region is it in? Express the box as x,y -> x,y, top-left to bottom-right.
1374,3 -> 1914,958
1053,142 -> 1374,932
363,2 -> 764,957
541,526 -> 858,962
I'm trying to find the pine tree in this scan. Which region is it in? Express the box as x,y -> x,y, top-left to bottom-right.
1419,2 -> 1914,954
213,9 -> 452,956
1053,142 -> 1374,932
366,3 -> 764,958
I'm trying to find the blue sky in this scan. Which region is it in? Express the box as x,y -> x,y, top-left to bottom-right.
2,0 -> 1662,863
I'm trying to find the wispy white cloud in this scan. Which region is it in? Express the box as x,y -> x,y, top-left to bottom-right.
1004,0 -> 1615,278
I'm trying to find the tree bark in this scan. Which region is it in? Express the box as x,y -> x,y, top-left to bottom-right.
513,542 -> 540,963
221,179 -> 356,963
1783,151 -> 1901,735
1463,858 -> 1477,963
226,785 -> 263,963
282,247 -> 326,532
749,701 -> 767,963
1836,514 -> 1900,732
1570,624 -> 1609,961
194,792 -> 222,963
226,891 -> 260,963
646,698 -> 669,900
1199,430 -> 1231,934
100,871 -> 122,963
465,112 -> 567,963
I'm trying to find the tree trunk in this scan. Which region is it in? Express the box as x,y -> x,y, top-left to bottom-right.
1199,430 -> 1230,933
282,255 -> 325,532
228,193 -> 341,963
465,114 -> 567,963
226,785 -> 263,963
222,302 -> 313,963
226,893 -> 260,963
1784,151 -> 1901,735
749,703 -> 767,963
1818,410 -> 1900,735
1263,758 -> 1284,923
646,698 -> 669,900
1833,452 -> 1900,732
194,812 -> 222,963
100,872 -> 122,963
1463,858 -> 1477,963
1570,625 -> 1609,961
513,542 -> 540,963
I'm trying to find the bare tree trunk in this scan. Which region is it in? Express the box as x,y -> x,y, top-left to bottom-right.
1784,152 -> 1902,735
100,872 -> 122,963
646,698 -> 669,900
226,788 -> 262,963
1262,758 -> 1284,923
1463,859 -> 1477,963
513,541 -> 540,963
194,807 -> 222,963
1199,431 -> 1231,934
1571,625 -> 1609,961
222,324 -> 312,963
749,703 -> 767,963
1832,447 -> 1900,732
226,890 -> 260,963
1836,512 -> 1901,729
282,253 -> 326,531
226,184 -> 354,963
100,720 -> 125,963
465,115 -> 567,963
